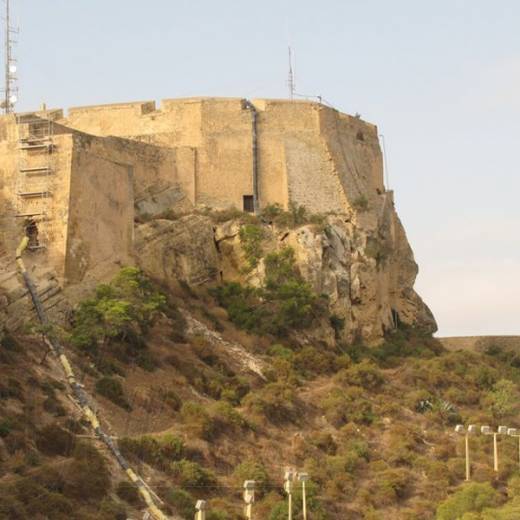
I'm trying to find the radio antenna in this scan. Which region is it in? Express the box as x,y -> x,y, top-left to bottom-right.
3,0 -> 18,114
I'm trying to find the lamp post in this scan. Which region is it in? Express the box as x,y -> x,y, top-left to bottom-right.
481,425 -> 508,472
455,424 -> 477,481
195,500 -> 207,520
507,428 -> 520,469
243,480 -> 255,520
284,470 -> 294,520
297,472 -> 309,520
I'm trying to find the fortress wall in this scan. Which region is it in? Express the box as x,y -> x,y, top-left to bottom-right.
60,97 -> 386,214
194,99 -> 254,209
42,134 -> 75,277
255,101 -> 350,213
65,134 -> 133,282
318,108 -> 384,202
65,101 -> 157,137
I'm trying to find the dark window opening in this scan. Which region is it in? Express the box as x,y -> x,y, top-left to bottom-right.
243,195 -> 254,213
391,309 -> 400,329
25,219 -> 40,249
356,130 -> 365,141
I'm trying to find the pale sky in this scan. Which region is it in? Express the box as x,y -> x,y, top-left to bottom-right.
9,0 -> 520,337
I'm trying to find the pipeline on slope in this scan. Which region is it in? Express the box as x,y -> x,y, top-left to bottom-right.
15,236 -> 171,520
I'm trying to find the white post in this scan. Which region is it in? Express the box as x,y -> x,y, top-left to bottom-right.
298,472 -> 309,520
494,433 -> 499,472
465,434 -> 470,481
243,480 -> 255,520
195,500 -> 207,520
284,470 -> 294,520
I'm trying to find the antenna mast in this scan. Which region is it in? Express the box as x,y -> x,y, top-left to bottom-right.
3,0 -> 17,114
287,46 -> 295,100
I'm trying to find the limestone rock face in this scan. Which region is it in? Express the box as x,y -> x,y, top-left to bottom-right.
134,215 -> 220,287
134,203 -> 436,345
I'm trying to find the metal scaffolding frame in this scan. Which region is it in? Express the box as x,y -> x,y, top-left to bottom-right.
15,114 -> 55,249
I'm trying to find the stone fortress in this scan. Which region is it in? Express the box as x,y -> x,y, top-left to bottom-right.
0,96 -> 436,341
0,97 -> 383,279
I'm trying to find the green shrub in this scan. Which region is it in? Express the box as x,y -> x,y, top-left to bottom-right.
119,433 -> 184,471
95,376 -> 131,410
116,481 -> 141,505
70,267 -> 166,353
244,382 -> 299,423
165,487 -> 195,518
171,459 -> 217,489
97,498 -> 127,520
484,379 -> 519,420
336,360 -> 384,390
436,482 -> 501,520
233,460 -> 271,496
0,419 -> 12,438
293,346 -> 340,377
320,386 -> 375,427
211,401 -> 249,431
64,443 -> 111,500
239,224 -> 264,269
211,248 -> 324,336
367,467 -> 412,507
261,203 -> 325,229
35,423 -> 75,456
181,401 -> 217,440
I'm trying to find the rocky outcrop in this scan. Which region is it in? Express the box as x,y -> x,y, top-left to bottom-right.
134,202 -> 436,345
134,215 -> 220,287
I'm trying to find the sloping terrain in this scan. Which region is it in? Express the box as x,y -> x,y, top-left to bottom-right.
1,262 -> 520,519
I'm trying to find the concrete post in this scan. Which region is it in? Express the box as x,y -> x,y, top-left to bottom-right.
284,470 -> 294,520
195,500 -> 207,520
465,433 -> 472,481
243,480 -> 255,520
298,472 -> 309,520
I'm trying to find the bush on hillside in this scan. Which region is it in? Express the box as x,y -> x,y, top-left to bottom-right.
70,267 -> 166,353
171,459 -> 217,489
35,423 -> 75,456
63,443 -> 111,501
95,376 -> 132,411
239,224 -> 265,270
211,248 -> 324,336
119,433 -> 184,471
233,460 -> 271,496
261,203 -> 326,229
435,482 -> 501,520
180,401 -> 217,440
243,381 -> 299,424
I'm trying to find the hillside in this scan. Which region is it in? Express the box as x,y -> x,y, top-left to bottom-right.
1,211 -> 520,519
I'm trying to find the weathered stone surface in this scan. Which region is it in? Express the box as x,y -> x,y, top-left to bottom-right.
134,215 -> 219,287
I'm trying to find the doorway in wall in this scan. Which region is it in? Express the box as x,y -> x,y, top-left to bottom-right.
243,195 -> 254,213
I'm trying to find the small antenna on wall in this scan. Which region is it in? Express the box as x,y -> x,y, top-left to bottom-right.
2,0 -> 18,114
287,46 -> 295,100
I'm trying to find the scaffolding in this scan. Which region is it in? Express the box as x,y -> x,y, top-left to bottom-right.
15,114 -> 55,250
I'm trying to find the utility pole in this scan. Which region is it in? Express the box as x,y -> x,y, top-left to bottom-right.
287,46 -> 295,100
3,0 -> 18,114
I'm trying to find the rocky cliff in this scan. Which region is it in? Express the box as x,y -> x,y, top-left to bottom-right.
133,202 -> 436,345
